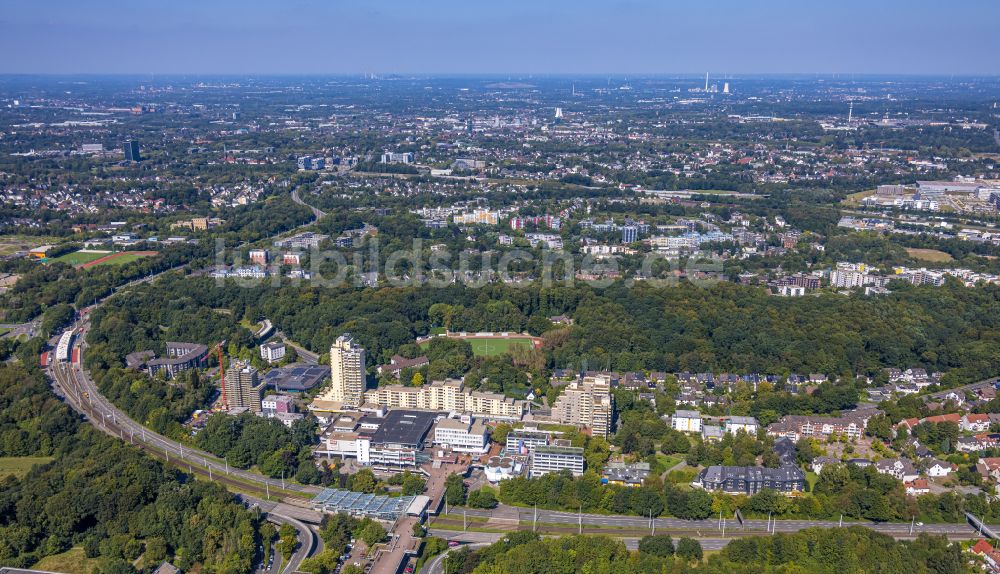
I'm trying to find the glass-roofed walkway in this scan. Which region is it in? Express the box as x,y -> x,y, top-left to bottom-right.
311,488 -> 417,520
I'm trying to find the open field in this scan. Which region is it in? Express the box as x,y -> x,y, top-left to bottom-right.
51,249 -> 112,265
418,332 -> 542,357
0,235 -> 61,257
841,189 -> 876,207
33,546 -> 102,574
906,248 -> 954,262
0,455 -> 54,479
419,337 -> 534,357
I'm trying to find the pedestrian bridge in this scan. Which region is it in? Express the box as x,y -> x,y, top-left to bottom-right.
966,512 -> 999,539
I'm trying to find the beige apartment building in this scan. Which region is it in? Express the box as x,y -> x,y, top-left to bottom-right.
551,376 -> 614,438
364,378 -> 525,420
321,333 -> 366,407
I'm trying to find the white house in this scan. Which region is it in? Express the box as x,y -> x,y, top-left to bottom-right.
671,410 -> 703,433
962,413 -> 991,433
926,460 -> 954,477
875,458 -> 920,483
724,416 -> 759,436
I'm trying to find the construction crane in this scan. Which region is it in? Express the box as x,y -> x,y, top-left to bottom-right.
216,341 -> 228,410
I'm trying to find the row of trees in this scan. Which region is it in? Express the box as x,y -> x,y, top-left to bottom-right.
487,461 -> 1000,524
443,528 -> 967,573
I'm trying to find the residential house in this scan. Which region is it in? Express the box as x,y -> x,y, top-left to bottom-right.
810,456 -> 839,474
904,478 -> 930,496
963,413 -> 992,433
724,415 -> 759,435
926,460 -> 954,477
874,458 -> 919,482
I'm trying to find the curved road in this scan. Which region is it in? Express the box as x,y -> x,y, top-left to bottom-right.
421,542 -> 489,574
291,187 -> 327,219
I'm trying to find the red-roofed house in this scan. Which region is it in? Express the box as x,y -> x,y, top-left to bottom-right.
963,413 -> 992,432
922,413 -> 962,425
904,478 -> 930,495
970,539 -> 1000,570
895,418 -> 920,434
971,539 -> 995,556
977,457 -> 1000,481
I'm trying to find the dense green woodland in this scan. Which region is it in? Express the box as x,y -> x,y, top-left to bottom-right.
87,274 -> 1000,383
444,529 -> 970,574
0,364 -> 266,573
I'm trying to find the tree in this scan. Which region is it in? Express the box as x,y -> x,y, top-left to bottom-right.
444,473 -> 467,506
349,468 -> 378,493
676,537 -> 703,562
401,472 -> 426,496
467,487 -> 498,509
298,549 -> 340,574
355,519 -> 386,547
866,414 -> 893,442
277,523 -> 299,557
637,535 -> 674,557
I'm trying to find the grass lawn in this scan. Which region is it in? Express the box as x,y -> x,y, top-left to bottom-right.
429,327 -> 447,335
51,250 -> 111,265
33,547 -> 102,574
905,248 -> 954,263
655,453 -> 685,473
0,327 -> 10,337
0,455 -> 54,479
805,471 -> 819,491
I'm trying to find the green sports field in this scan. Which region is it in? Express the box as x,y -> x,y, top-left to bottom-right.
50,250 -> 111,265
91,252 -> 151,266
421,336 -> 534,357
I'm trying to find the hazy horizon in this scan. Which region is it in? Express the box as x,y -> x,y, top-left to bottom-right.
3,0 -> 998,76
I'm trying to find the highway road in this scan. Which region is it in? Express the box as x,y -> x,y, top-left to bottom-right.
33,187 -> 336,571
275,330 -> 319,364
291,187 -> 327,219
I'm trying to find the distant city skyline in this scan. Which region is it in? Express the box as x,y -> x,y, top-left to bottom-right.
2,0 -> 999,75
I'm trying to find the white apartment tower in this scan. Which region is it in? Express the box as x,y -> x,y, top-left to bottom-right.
551,376 -> 614,438
329,333 -> 366,407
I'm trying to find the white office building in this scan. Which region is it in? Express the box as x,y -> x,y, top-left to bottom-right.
433,416 -> 490,454
529,445 -> 585,477
260,341 -> 286,364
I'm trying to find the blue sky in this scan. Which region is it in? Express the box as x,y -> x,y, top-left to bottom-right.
2,0 -> 998,75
